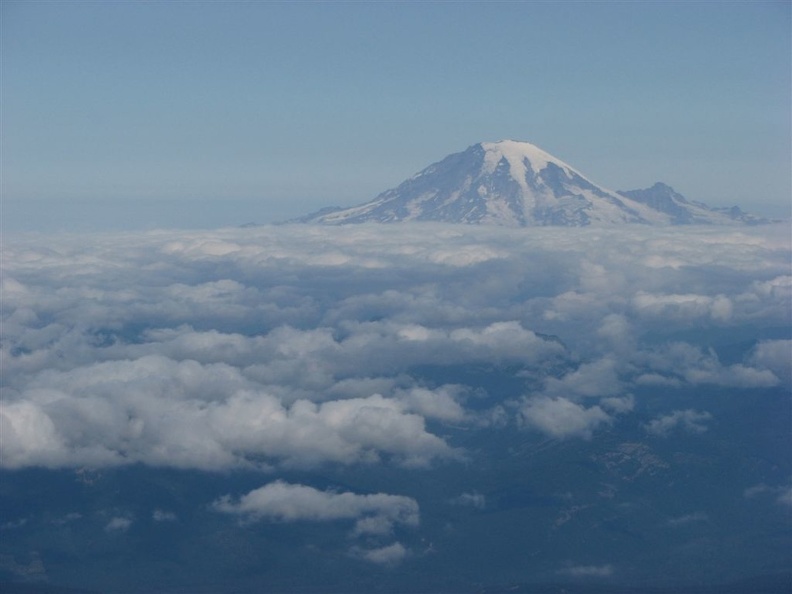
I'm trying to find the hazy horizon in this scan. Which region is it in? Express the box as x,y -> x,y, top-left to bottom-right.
3,1 -> 790,233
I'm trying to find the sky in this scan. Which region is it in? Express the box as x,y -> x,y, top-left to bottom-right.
2,1 -> 790,231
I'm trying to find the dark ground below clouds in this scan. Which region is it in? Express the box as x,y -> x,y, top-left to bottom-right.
1,380 -> 790,594
2,574 -> 791,594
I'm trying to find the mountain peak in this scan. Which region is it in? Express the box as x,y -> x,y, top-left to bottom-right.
295,141 -> 766,227
480,139 -> 567,172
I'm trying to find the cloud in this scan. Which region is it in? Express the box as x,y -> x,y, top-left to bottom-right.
596,313 -> 635,352
213,481 -> 418,565
2,223 -> 789,471
353,542 -> 409,566
543,357 -> 622,398
748,339 -> 792,384
558,564 -> 614,577
53,513 -> 82,525
744,483 -> 792,507
152,510 -> 177,522
450,492 -> 486,509
395,386 -> 467,422
632,292 -> 733,322
519,396 -> 612,439
778,488 -> 792,507
600,395 -> 634,414
645,410 -> 713,437
634,343 -> 780,388
667,512 -> 708,526
1,378 -> 458,469
1,518 -> 29,530
105,517 -> 132,532
3,222 -> 790,585
213,481 -> 419,537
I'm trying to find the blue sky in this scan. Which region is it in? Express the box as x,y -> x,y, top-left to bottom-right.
2,1 -> 790,230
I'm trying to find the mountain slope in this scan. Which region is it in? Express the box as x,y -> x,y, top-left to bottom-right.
296,140 -> 765,227
618,182 -> 768,225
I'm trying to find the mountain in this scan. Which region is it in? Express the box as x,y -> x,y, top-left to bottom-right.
296,140 -> 767,226
617,182 -> 768,225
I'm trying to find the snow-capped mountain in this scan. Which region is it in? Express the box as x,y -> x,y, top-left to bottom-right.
617,182 -> 767,225
296,140 -> 766,226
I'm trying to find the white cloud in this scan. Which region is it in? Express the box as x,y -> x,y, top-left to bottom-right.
683,364 -> 778,388
543,357 -> 622,398
645,410 -> 713,437
635,342 -> 780,389
1,378 -> 458,470
632,292 -> 733,322
213,480 -> 419,537
520,396 -> 611,439
749,339 -> 792,384
596,313 -> 634,352
105,517 -> 132,532
395,386 -> 467,422
2,223 -> 789,473
354,541 -> 409,566
600,395 -> 634,414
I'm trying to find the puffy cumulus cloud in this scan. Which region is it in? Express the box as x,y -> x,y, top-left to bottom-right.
1,377 -> 458,469
213,481 -> 419,538
599,395 -> 635,414
683,364 -> 778,388
306,320 -> 567,380
632,292 -> 734,322
352,542 -> 409,566
634,343 -> 779,388
0,400 -> 68,468
543,357 -> 623,398
2,223 -> 790,468
395,386 -> 467,423
596,314 -> 635,353
645,410 -> 713,437
518,359 -> 634,440
748,339 -> 792,385
519,396 -> 612,440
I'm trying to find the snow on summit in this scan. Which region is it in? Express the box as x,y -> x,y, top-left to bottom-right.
296,140 -> 768,227
481,140 -> 577,178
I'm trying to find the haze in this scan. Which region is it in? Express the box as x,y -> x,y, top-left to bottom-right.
2,1 -> 790,232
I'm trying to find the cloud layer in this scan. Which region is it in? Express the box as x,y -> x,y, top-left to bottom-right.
2,223 -> 789,472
